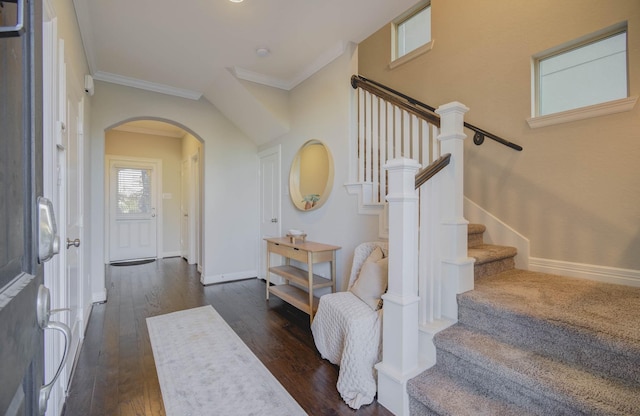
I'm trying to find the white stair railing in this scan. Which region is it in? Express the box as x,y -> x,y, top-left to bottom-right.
376,102 -> 475,416
347,76 -> 440,238
355,89 -> 440,203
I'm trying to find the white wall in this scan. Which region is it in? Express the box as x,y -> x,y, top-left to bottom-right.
260,43 -> 382,291
89,83 -> 259,300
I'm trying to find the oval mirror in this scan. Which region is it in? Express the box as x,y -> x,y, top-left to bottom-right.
289,140 -> 334,211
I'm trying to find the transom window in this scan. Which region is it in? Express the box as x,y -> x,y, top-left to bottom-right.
395,3 -> 431,60
535,27 -> 628,116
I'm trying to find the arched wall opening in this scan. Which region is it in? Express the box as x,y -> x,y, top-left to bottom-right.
104,118 -> 204,270
89,83 -> 260,303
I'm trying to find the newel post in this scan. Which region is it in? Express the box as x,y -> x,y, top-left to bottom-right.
376,157 -> 421,416
435,102 -> 475,320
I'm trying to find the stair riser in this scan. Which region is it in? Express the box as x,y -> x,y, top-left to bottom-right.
458,303 -> 640,384
468,233 -> 484,248
434,348 -> 578,415
474,257 -> 515,279
408,399 -> 438,416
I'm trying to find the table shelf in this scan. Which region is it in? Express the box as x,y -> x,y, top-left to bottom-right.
268,265 -> 333,289
265,237 -> 340,323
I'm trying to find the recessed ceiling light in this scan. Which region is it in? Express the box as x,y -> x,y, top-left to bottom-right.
256,47 -> 270,57
229,0 -> 243,2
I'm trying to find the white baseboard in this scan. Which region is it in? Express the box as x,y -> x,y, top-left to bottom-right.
162,251 -> 182,258
92,288 -> 107,303
201,269 -> 257,285
529,257 -> 640,287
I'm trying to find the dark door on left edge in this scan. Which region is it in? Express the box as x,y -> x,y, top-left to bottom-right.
0,0 -> 45,414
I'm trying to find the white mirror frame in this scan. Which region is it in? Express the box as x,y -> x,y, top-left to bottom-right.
289,139 -> 334,211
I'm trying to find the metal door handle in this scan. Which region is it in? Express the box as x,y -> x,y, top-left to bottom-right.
271,218 -> 278,223
36,285 -> 72,416
66,238 -> 80,249
0,0 -> 25,38
38,197 -> 60,262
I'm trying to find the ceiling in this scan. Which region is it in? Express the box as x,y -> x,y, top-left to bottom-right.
73,0 -> 420,142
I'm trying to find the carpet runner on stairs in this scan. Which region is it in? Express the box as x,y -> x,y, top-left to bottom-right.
407,224 -> 640,416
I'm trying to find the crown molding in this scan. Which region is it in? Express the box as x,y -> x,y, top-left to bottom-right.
233,41 -> 349,91
93,71 -> 203,100
230,67 -> 291,90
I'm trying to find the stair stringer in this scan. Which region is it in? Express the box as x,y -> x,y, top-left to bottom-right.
464,197 -> 530,270
345,182 -> 389,239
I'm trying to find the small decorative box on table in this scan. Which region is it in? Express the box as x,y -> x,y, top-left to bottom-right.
264,237 -> 340,323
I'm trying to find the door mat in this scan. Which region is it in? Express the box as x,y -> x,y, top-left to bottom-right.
110,259 -> 156,266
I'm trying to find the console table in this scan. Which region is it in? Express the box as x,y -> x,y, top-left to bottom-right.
265,237 -> 340,323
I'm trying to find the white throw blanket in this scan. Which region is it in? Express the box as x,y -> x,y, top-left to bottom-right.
311,292 -> 382,409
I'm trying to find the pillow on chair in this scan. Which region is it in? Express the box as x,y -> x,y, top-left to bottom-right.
349,247 -> 388,311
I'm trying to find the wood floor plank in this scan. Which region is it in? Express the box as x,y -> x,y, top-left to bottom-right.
63,258 -> 392,416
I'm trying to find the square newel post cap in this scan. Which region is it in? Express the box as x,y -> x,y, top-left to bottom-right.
383,157 -> 421,172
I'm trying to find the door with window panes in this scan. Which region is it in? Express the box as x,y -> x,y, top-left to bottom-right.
108,159 -> 158,262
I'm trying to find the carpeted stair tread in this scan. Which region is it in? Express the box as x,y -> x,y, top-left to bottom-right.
409,224 -> 640,414
431,324 -> 640,415
468,244 -> 517,265
459,269 -> 640,360
408,366 -> 537,416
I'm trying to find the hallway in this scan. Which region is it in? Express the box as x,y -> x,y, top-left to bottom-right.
63,258 -> 391,415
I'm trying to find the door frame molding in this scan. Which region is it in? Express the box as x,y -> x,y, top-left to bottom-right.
104,155 -> 163,263
258,145 -> 281,281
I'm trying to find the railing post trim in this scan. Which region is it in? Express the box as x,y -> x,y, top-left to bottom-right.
377,157 -> 422,416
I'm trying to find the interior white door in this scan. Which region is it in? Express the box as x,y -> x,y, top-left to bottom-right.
62,78 -> 84,388
259,147 -> 281,280
189,153 -> 200,266
108,159 -> 158,262
180,159 -> 189,260
180,153 -> 200,266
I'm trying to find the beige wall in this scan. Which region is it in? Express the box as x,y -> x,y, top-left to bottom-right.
358,0 -> 640,270
105,130 -> 183,256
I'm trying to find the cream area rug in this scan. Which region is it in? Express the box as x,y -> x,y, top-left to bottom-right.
147,305 -> 307,416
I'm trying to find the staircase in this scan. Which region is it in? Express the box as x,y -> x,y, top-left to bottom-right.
407,224 -> 640,415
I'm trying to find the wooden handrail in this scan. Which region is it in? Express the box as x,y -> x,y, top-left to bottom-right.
351,75 -> 440,127
351,75 -> 523,152
415,153 -> 451,189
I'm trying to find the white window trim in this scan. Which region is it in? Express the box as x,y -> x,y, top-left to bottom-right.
389,39 -> 434,70
530,22 -> 629,124
527,95 -> 638,129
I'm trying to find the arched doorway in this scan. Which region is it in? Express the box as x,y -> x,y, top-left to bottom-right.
104,119 -> 203,269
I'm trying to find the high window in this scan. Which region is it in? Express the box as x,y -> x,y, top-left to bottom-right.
394,3 -> 431,59
534,27 -> 628,116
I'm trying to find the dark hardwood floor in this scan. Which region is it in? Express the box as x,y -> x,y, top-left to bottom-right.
62,257 -> 392,416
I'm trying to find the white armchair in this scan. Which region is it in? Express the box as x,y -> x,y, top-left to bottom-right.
311,241 -> 388,409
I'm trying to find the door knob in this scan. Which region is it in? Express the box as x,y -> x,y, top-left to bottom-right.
66,238 -> 80,249
271,218 -> 278,223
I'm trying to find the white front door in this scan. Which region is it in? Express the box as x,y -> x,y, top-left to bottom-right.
258,146 -> 281,280
108,158 -> 160,262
